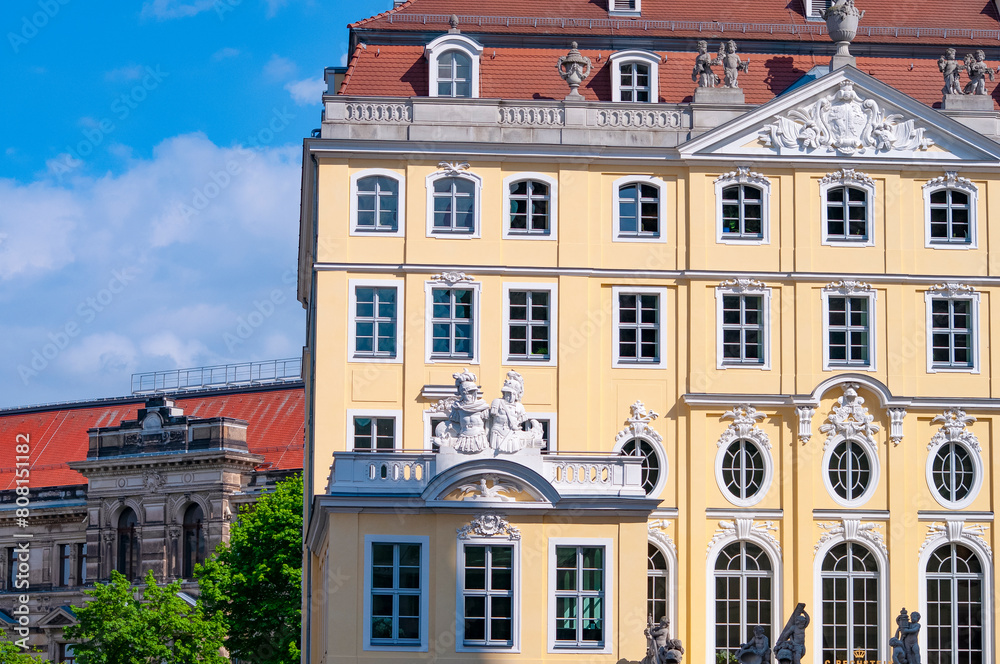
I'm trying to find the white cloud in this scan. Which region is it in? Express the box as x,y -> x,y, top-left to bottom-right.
0,180 -> 79,280
263,54 -> 297,81
60,333 -> 139,376
212,47 -> 241,61
105,64 -> 146,82
284,77 -> 325,105
140,331 -> 211,368
140,0 -> 218,20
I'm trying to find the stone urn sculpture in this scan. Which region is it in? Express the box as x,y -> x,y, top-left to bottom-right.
556,42 -> 592,100
823,0 -> 864,68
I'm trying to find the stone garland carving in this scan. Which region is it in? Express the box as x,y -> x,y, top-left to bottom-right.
437,161 -> 470,177
596,109 -> 683,129
429,271 -> 474,285
433,370 -> 544,454
825,279 -> 873,295
819,383 -> 880,452
888,408 -> 906,447
927,282 -> 975,298
924,171 -> 976,194
714,166 -> 769,189
707,518 -> 781,555
717,404 -> 771,451
720,278 -> 766,293
815,519 -> 887,557
919,521 -> 992,561
648,519 -> 677,559
928,408 -> 980,454
796,406 -> 815,445
457,513 -> 521,540
760,80 -> 933,156
819,167 -> 875,188
616,401 -> 662,446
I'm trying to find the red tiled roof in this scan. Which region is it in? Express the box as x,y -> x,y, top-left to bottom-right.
0,386 -> 305,490
349,0 -> 1000,45
340,45 -> 1000,110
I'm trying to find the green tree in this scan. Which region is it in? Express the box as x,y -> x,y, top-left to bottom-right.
197,474 -> 302,664
0,631 -> 51,663
63,570 -> 227,664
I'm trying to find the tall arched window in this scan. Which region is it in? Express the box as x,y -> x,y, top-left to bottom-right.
714,541 -> 773,658
821,542 -> 880,664
116,509 -> 139,581
647,543 -> 669,623
926,543 -> 983,664
183,504 -> 206,579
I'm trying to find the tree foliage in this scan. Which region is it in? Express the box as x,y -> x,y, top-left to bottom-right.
63,570 -> 227,664
197,474 -> 303,664
0,632 -> 51,664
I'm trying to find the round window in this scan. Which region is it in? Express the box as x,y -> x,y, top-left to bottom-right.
827,440 -> 871,502
620,438 -> 661,495
930,442 -> 978,506
721,439 -> 766,502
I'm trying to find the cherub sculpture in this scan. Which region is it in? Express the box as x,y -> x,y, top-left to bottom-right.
644,616 -> 685,664
692,40 -> 719,88
894,609 -> 921,664
718,40 -> 750,89
938,48 -> 965,95
736,626 -> 771,664
963,50 -> 995,96
773,604 -> 809,664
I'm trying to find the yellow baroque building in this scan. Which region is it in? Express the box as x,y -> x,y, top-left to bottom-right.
298,3 -> 1000,664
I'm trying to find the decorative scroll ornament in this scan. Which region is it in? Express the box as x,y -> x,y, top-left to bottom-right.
719,278 -> 766,293
924,171 -> 975,192
708,518 -> 780,555
819,167 -> 875,188
760,80 -> 933,156
815,519 -> 887,557
928,283 -> 975,298
928,408 -> 980,453
796,406 -> 815,445
457,513 -> 521,540
615,401 -> 663,446
714,166 -> 768,188
888,408 -> 906,447
455,475 -> 519,502
717,404 -> 771,450
819,383 -> 880,451
430,271 -> 474,285
919,521 -> 992,561
437,161 -> 471,176
648,519 -> 677,558
825,279 -> 872,295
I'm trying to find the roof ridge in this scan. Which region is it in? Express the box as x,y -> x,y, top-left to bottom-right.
349,0 -> 419,29
339,42 -> 366,95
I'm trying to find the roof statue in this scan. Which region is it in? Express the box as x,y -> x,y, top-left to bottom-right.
963,50 -> 995,95
736,626 -> 771,664
718,40 -> 750,89
893,609 -> 921,664
643,616 -> 684,664
938,49 -> 966,96
433,369 -> 544,454
773,604 -> 809,664
556,42 -> 593,100
823,0 -> 864,69
692,40 -> 719,88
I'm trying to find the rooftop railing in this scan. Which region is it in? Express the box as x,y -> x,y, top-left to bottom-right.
131,358 -> 302,395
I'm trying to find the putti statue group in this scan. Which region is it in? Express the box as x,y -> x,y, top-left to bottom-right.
939,48 -> 997,96
693,39 -> 750,89
434,370 -> 544,454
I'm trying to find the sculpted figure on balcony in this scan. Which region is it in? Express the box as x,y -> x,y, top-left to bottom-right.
489,370 -> 544,453
692,40 -> 720,88
963,50 -> 995,96
719,40 -> 750,89
938,48 -> 965,95
435,370 -> 491,453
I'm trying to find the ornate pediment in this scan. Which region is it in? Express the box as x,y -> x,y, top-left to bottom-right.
928,408 -> 980,453
819,383 -> 880,451
717,404 -> 770,450
816,519 -> 887,557
708,518 -> 780,555
615,401 -> 662,445
457,513 -> 521,540
920,521 -> 992,561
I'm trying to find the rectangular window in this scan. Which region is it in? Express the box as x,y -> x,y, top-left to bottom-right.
77,543 -> 87,585
508,290 -> 550,361
929,189 -> 971,244
617,292 -> 660,364
431,287 -> 474,360
462,544 -> 515,647
368,541 -> 425,648
931,298 -> 974,369
827,296 -> 871,367
825,186 -> 869,242
618,183 -> 660,238
59,544 -> 71,586
553,546 -> 606,648
508,180 -> 550,235
432,177 -> 476,233
354,417 -> 396,452
355,175 -> 399,232
721,294 -> 764,365
354,287 -> 397,359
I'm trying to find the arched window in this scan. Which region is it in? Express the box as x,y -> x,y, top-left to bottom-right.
926,543 -> 984,664
425,34 -> 483,99
928,189 -> 971,244
437,51 -> 472,98
609,51 -> 659,102
721,439 -> 766,502
182,504 -> 206,579
647,543 -> 669,623
619,62 -> 650,102
714,541 -> 773,658
820,542 -> 880,664
619,438 -> 661,495
827,440 -> 872,502
116,509 -> 139,581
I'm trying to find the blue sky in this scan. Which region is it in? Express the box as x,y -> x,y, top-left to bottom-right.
0,0 -> 388,408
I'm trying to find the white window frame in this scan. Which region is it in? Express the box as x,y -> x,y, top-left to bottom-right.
923,173 -> 978,249
607,0 -> 641,17
502,282 -> 558,366
609,51 -> 659,102
525,411 -> 557,452
715,169 -> 771,244
347,409 -> 403,453
715,284 -> 771,370
425,34 -> 483,99
612,285 -> 668,369
925,290 -> 980,374
455,536 -> 522,652
925,427 -> 984,510
348,279 -> 405,364
424,279 -> 481,364
349,169 -> 406,237
821,436 -> 880,508
612,176 -> 667,243
502,172 -> 558,240
714,437 -> 773,508
425,169 -> 483,238
819,170 -> 876,247
547,538 -> 614,653
647,535 -> 677,630
803,0 -> 832,18
821,286 -> 877,372
612,433 -> 668,497
362,534 -> 431,652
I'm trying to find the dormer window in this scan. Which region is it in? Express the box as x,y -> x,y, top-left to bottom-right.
425,34 -> 483,99
609,51 -> 660,103
608,0 -> 641,17
803,0 -> 832,19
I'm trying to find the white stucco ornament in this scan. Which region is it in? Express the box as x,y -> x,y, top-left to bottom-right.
819,382 -> 880,451
717,404 -> 771,450
760,80 -> 933,156
928,408 -> 980,454
457,512 -> 521,540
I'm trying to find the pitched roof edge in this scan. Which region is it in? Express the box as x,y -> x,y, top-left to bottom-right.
349,0 -> 418,29
339,42 -> 366,95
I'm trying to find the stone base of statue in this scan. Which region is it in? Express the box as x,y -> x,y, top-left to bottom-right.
693,87 -> 745,104
830,53 -> 856,70
942,93 -> 994,111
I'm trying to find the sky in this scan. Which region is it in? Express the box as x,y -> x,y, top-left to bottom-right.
0,0 -> 389,408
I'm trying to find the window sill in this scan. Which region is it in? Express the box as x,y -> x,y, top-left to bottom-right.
613,234 -> 666,244
351,355 -> 402,364
928,365 -> 979,374
717,235 -> 768,245
504,231 -> 555,241
926,242 -> 976,250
